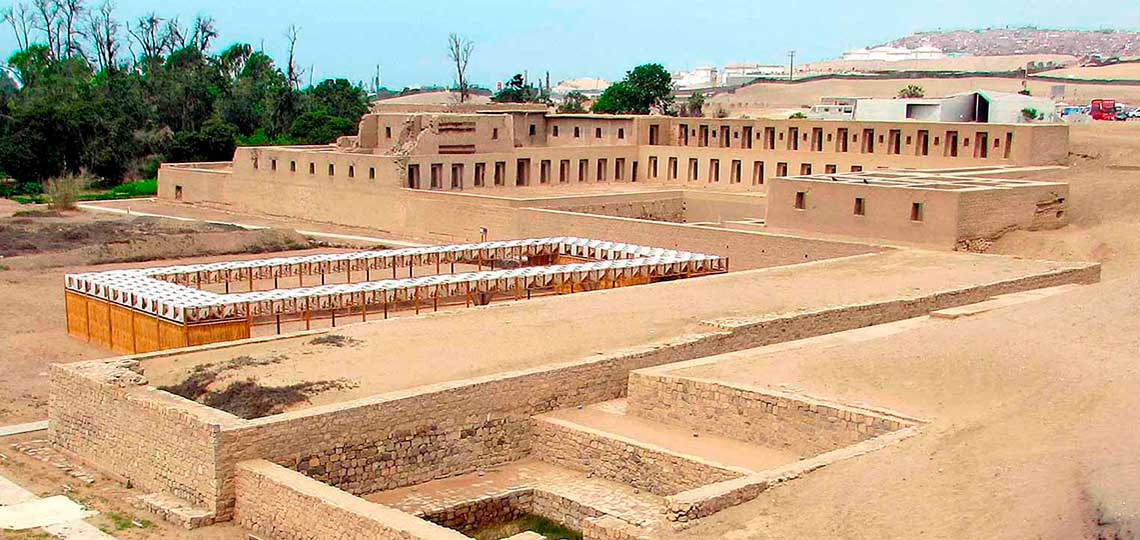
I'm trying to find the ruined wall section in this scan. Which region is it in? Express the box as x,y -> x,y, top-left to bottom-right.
234,460 -> 468,540
48,360 -> 239,520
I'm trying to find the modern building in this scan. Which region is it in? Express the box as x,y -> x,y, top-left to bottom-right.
809,91 -> 1058,123
841,45 -> 947,62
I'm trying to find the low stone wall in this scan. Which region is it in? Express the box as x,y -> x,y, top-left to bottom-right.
216,331 -> 737,517
627,372 -> 915,456
414,488 -> 608,536
234,460 -> 468,540
48,359 -> 237,522
664,427 -> 921,523
418,490 -> 529,533
531,417 -> 745,496
50,259 -> 1099,525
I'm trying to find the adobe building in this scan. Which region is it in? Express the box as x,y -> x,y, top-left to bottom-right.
159,109 -> 1069,250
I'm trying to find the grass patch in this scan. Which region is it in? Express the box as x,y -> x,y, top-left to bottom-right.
159,354 -> 356,418
8,178 -> 156,205
307,334 -> 361,347
201,378 -> 357,419
467,514 -> 583,540
106,511 -> 152,531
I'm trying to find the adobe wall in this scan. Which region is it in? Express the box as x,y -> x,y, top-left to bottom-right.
48,359 -> 238,519
626,370 -> 913,456
634,117 -> 1068,167
234,460 -> 468,540
956,182 -> 1069,243
516,207 -> 882,269
681,191 -> 767,223
531,416 -> 745,496
764,178 -> 963,248
546,116 -> 639,147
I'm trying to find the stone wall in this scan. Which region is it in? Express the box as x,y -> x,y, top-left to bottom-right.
48,359 -> 237,520
418,490 -> 529,533
215,331 -> 737,518
627,371 -> 915,456
415,488 -> 608,536
530,417 -> 745,496
234,460 -> 468,540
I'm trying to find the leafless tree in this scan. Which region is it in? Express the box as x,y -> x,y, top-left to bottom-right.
447,33 -> 473,103
283,24 -> 305,90
2,3 -> 35,51
32,0 -> 61,58
162,16 -> 185,51
127,12 -> 163,59
57,0 -> 86,59
189,15 -> 216,52
85,0 -> 119,70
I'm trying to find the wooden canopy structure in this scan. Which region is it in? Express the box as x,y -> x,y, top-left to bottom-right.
65,237 -> 728,354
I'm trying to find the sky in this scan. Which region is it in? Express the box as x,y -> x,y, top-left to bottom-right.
2,0 -> 1139,88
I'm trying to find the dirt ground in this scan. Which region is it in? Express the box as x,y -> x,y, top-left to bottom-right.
667,275 -> 1140,540
987,122 -> 1140,279
0,210 -> 343,424
140,249 -> 1086,413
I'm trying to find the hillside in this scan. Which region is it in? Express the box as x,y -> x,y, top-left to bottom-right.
883,28 -> 1140,58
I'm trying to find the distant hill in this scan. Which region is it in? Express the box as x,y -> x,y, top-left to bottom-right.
881,28 -> 1140,58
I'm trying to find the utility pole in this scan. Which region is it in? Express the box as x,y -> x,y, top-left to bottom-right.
788,50 -> 796,81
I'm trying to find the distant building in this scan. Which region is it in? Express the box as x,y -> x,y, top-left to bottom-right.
841,45 -> 947,62
552,78 -> 610,98
808,91 -> 1057,123
718,63 -> 786,86
672,67 -> 718,90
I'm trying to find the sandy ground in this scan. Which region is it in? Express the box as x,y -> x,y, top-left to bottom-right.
709,76 -> 1140,114
1044,62 -> 1140,81
541,400 -> 799,471
141,249 -> 1089,411
373,91 -> 492,105
665,276 -> 1140,540
987,123 -> 1140,279
0,210 -> 350,424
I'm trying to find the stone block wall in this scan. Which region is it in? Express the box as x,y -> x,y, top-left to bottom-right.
418,490 -> 530,533
234,460 -> 468,540
215,331 -> 737,517
626,371 -> 912,456
48,359 -> 237,519
530,417 -> 745,496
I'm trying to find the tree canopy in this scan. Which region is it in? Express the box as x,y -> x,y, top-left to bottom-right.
0,3 -> 371,184
492,73 -> 549,104
592,63 -> 674,115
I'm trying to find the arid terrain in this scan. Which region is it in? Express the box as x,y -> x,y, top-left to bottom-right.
2,121 -> 1140,540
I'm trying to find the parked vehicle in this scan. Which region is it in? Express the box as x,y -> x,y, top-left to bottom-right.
1090,99 -> 1118,121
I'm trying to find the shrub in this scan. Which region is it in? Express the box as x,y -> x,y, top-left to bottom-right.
789,112 -> 807,119
1021,107 -> 1041,121
898,85 -> 925,98
44,173 -> 92,210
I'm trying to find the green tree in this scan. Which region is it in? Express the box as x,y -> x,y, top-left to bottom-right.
493,74 -> 546,104
557,90 -> 587,113
591,63 -> 674,114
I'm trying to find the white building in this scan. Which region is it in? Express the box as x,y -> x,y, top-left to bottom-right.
718,63 -> 786,86
809,90 -> 1057,123
672,66 -> 718,90
841,45 -> 947,62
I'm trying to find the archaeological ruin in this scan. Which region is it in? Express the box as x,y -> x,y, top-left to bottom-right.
47,107 -> 1100,540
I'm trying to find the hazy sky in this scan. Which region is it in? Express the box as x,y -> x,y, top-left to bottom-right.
2,0 -> 1139,88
